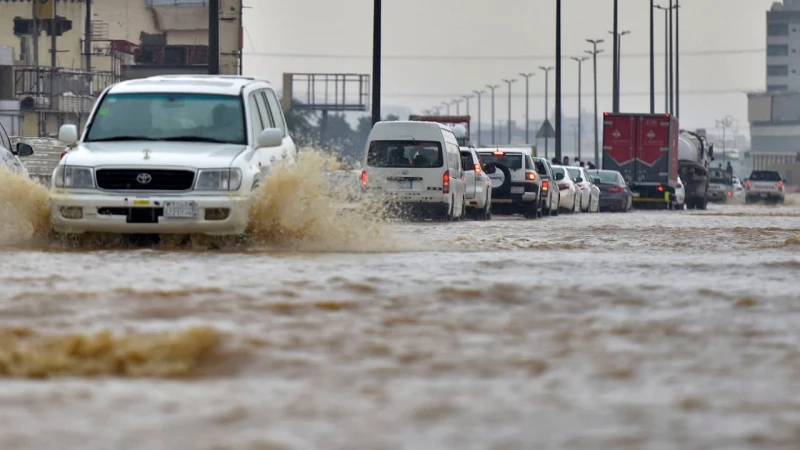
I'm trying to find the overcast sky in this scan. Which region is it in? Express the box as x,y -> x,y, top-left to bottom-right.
243,0 -> 774,133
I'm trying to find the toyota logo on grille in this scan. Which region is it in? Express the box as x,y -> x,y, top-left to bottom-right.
136,173 -> 152,184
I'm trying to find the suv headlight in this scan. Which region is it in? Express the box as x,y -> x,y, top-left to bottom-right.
195,168 -> 242,191
53,165 -> 95,189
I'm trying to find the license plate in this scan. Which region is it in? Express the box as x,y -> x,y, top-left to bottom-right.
395,180 -> 412,189
632,192 -> 641,197
163,201 -> 198,218
511,186 -> 525,194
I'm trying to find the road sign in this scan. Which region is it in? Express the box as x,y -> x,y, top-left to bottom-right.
536,119 -> 555,139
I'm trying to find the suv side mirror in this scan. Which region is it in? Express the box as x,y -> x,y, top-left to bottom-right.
257,128 -> 284,148
58,124 -> 78,145
14,143 -> 34,157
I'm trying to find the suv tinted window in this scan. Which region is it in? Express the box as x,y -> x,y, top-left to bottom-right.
749,171 -> 782,181
534,159 -> 550,177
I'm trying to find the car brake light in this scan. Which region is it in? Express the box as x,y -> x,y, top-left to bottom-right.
493,150 -> 504,156
657,186 -> 664,192
677,183 -> 682,188
578,184 -> 585,190
778,182 -> 784,190
474,163 -> 481,174
525,171 -> 537,181
361,170 -> 368,187
727,191 -> 732,196
746,180 -> 751,189
558,184 -> 569,190
443,170 -> 450,194
542,180 -> 549,191
608,186 -> 623,193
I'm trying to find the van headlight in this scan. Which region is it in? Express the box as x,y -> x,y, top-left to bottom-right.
53,166 -> 95,189
195,168 -> 242,191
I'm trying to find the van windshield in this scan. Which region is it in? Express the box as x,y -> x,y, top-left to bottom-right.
367,140 -> 443,168
85,93 -> 246,145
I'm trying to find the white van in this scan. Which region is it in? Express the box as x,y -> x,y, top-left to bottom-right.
362,121 -> 467,220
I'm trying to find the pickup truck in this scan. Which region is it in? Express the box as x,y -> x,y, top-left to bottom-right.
745,170 -> 786,204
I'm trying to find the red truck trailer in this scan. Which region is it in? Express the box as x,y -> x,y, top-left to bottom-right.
602,112 -> 679,209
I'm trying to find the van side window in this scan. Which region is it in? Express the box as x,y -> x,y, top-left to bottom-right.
248,94 -> 264,144
264,89 -> 288,136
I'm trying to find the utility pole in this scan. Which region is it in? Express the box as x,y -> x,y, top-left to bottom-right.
571,56 -> 589,162
609,30 -> 630,109
586,39 -> 604,168
371,0 -> 381,125
655,4 -> 669,112
50,0 -> 57,68
85,0 -> 92,73
555,0 -> 563,161
473,90 -> 485,146
486,84 -> 500,145
675,0 -> 681,118
208,0 -> 220,75
519,73 -> 535,144
716,115 -> 733,164
502,78 -> 517,144
453,98 -> 463,115
649,0 -> 655,113
668,0 -> 674,115
539,66 -> 553,158
612,0 -> 619,113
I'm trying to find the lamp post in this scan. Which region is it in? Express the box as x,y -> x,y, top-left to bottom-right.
463,94 -> 473,143
571,56 -> 589,162
486,84 -> 500,145
654,4 -> 672,112
453,98 -> 463,115
716,115 -> 734,164
555,0 -> 563,161
502,78 -> 517,144
668,0 -> 674,115
443,101 -> 451,115
371,0 -> 381,125
609,30 -> 630,109
472,90 -> 485,146
519,72 -> 535,144
649,0 -> 655,113
675,0 -> 681,118
612,0 -> 619,113
585,39 -> 604,168
539,66 -> 554,158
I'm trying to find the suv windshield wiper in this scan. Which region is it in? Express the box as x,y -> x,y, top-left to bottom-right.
159,136 -> 233,144
88,136 -> 161,142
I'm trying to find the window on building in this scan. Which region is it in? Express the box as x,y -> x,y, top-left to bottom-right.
768,44 -> 790,56
768,23 -> 789,36
767,84 -> 789,91
767,65 -> 789,76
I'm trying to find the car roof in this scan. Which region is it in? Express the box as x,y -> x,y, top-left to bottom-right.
107,75 -> 272,96
478,148 -> 526,154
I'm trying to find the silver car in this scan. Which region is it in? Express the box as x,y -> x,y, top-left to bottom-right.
460,147 -> 493,220
0,123 -> 34,178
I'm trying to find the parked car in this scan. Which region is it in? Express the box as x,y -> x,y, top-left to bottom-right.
0,122 -> 34,179
363,120 -> 467,221
566,166 -> 601,213
477,148 -> 543,219
674,175 -> 686,209
49,75 -> 296,238
460,147 -> 492,220
586,169 -> 633,212
532,156 -> 561,216
551,165 -> 582,213
744,170 -> 786,204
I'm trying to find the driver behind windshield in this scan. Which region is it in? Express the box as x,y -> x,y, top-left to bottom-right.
212,104 -> 245,144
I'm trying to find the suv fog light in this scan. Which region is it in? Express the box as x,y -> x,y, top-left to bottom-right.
204,208 -> 230,220
60,207 -> 83,219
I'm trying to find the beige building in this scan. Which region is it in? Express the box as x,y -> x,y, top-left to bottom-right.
0,0 -> 242,138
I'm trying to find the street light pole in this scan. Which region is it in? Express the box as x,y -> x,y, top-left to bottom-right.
486,84 -> 500,145
609,30 -> 630,110
453,99 -> 463,115
675,0 -> 681,118
649,0 -> 655,113
586,39 -> 604,168
668,0 -> 674,115
473,90 -> 485,146
539,66 -> 554,158
519,73 -> 534,144
371,0 -> 381,125
443,102 -> 450,115
655,4 -> 669,112
555,0 -> 563,161
571,56 -> 589,162
612,0 -> 619,113
502,78 -> 517,144
463,94 -> 473,143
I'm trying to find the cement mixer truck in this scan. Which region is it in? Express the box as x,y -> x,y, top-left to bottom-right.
677,129 -> 714,210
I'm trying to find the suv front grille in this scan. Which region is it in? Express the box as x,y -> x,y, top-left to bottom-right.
96,169 -> 195,191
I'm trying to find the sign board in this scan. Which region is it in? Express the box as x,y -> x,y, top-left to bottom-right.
536,119 -> 555,139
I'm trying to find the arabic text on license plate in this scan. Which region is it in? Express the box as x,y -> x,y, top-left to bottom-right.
511,186 -> 525,194
632,192 -> 641,197
164,201 -> 198,218
395,180 -> 412,189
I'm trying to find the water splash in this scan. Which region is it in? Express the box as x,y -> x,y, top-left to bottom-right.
0,168 -> 51,247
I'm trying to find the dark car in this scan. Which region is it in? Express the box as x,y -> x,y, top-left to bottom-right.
586,169 -> 632,212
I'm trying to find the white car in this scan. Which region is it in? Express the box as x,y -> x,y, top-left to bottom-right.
551,165 -> 582,213
0,123 -> 34,178
362,121 -> 467,221
532,156 -> 561,216
566,166 -> 600,213
732,176 -> 745,199
49,75 -> 296,237
674,175 -> 686,209
460,147 -> 492,220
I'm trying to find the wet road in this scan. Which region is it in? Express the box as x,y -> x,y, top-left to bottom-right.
0,198 -> 799,450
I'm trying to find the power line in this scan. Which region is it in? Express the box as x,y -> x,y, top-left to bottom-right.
381,88 -> 758,99
245,48 -> 763,61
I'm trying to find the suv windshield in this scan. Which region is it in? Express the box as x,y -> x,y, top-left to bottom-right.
749,171 -> 782,182
367,140 -> 443,168
709,168 -> 733,183
85,93 -> 246,145
478,152 -> 523,170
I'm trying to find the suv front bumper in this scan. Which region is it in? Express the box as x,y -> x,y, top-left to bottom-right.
49,191 -> 250,235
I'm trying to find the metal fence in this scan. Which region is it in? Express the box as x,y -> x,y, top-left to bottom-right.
14,67 -> 118,113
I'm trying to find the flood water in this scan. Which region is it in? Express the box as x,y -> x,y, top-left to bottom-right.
1,162 -> 800,449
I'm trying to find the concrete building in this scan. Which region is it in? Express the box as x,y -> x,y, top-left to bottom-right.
0,0 -> 242,138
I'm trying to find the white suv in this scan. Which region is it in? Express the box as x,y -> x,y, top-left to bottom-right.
50,75 -> 296,236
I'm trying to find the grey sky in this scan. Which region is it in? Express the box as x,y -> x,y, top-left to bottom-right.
243,0 -> 773,132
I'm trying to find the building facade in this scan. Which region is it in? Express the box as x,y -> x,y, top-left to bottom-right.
0,0 -> 242,137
